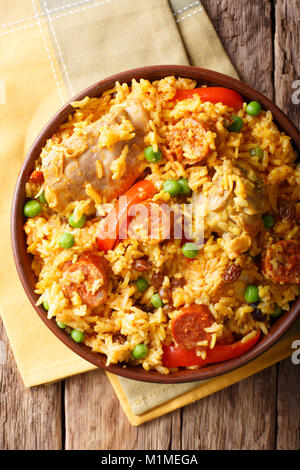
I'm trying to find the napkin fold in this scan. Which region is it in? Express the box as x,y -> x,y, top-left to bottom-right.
0,0 -> 299,425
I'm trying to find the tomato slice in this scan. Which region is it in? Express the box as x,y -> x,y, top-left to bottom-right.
29,170 -> 44,184
173,87 -> 244,110
162,331 -> 261,368
96,180 -> 157,252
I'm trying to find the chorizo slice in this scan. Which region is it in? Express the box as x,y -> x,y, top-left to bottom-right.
262,240 -> 300,284
62,252 -> 108,308
164,117 -> 210,163
171,304 -> 215,350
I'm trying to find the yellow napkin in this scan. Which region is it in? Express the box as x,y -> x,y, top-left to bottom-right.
0,0 -> 299,424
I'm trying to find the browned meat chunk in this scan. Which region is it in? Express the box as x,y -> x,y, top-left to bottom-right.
262,240 -> 300,284
42,99 -> 149,214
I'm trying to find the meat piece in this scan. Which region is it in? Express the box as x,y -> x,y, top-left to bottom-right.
127,200 -> 173,244
62,253 -> 108,308
42,99 -> 149,214
171,304 -> 215,350
164,117 -> 211,163
193,160 -> 267,241
262,240 -> 300,284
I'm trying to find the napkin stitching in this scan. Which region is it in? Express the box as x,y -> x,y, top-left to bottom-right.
0,22 -> 40,37
31,0 -> 65,103
0,0 -> 117,30
132,385 -> 187,402
47,0 -> 99,14
52,0 -> 119,20
0,16 -> 40,29
22,359 -> 92,378
176,6 -> 203,23
173,1 -> 200,16
0,0 -> 98,29
43,0 -> 74,96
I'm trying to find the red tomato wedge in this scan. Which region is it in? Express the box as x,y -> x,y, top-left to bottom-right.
96,180 -> 157,252
29,170 -> 44,184
173,87 -> 244,110
162,331 -> 261,368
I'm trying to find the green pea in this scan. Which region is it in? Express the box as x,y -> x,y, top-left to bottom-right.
42,300 -> 49,311
59,232 -> 75,249
263,214 -> 275,229
244,285 -> 260,303
151,293 -> 164,308
182,242 -> 199,259
38,191 -> 47,204
246,101 -> 262,116
135,276 -> 149,293
163,179 -> 181,196
71,329 -> 85,343
68,213 -> 86,228
227,116 -> 244,132
23,200 -> 42,218
132,343 -> 148,360
250,146 -> 264,159
144,145 -> 162,163
270,304 -> 283,319
56,320 -> 66,329
177,178 -> 191,195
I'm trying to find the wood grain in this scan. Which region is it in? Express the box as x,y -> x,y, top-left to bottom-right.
181,368 -> 277,450
201,0 -> 274,98
0,318 -> 62,450
274,0 -> 300,126
276,358 -> 300,450
64,370 -> 181,450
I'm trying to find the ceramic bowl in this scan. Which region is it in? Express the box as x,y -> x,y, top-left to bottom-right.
11,65 -> 300,383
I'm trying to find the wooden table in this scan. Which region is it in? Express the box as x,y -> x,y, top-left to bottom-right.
1,0 -> 299,450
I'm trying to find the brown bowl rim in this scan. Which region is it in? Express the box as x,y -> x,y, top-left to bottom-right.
11,65 -> 300,384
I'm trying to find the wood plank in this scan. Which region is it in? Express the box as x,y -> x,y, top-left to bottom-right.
201,0 -> 274,98
64,370 -> 181,449
0,318 -> 62,450
274,0 -> 300,126
276,358 -> 300,450
181,367 -> 277,450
